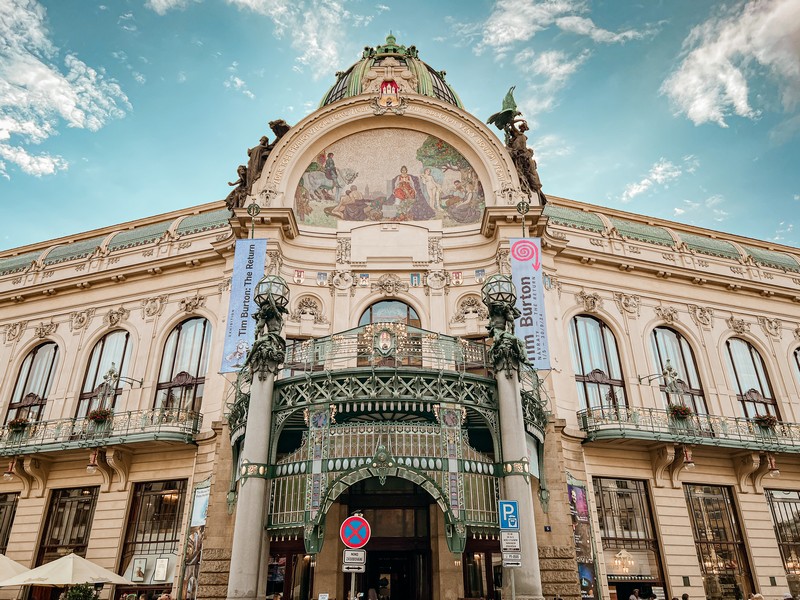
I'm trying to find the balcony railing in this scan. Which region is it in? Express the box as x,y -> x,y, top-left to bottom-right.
579,406 -> 800,452
0,409 -> 202,455
281,323 -> 491,377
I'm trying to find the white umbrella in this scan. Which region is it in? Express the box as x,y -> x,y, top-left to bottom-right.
0,554 -> 28,581
0,553 -> 134,587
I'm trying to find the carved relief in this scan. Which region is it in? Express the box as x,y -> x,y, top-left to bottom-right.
654,305 -> 679,324
726,316 -> 750,335
450,295 -> 488,324
757,316 -> 781,338
371,274 -> 409,296
336,239 -> 351,264
69,308 -> 96,332
688,305 -> 714,327
794,326 -> 800,342
428,238 -> 443,264
142,295 -> 169,318
3,321 -> 27,343
331,270 -> 354,292
180,294 -> 206,313
104,307 -> 130,328
589,238 -> 605,247
35,321 -> 57,338
218,278 -> 232,293
289,297 -> 329,324
576,290 -> 602,313
266,251 -> 283,276
613,292 -> 641,317
496,249 -> 511,275
543,274 -> 562,296
425,271 -> 447,295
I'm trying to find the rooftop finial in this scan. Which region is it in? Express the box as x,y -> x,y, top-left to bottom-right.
386,31 -> 396,45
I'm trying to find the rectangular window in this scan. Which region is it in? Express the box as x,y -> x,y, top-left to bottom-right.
592,478 -> 663,590
37,487 -> 99,565
121,480 -> 187,571
766,489 -> 800,575
0,492 -> 19,554
685,484 -> 754,599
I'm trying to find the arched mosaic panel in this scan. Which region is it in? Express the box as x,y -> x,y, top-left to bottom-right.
294,129 -> 485,227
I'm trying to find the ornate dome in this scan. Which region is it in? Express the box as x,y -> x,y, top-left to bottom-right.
320,34 -> 463,109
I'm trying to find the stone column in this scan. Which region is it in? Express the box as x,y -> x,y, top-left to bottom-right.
227,297 -> 287,600
482,280 -> 545,600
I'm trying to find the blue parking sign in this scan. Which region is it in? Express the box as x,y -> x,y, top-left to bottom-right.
499,500 -> 519,530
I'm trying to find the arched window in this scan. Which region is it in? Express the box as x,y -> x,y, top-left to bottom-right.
358,300 -> 421,327
569,315 -> 627,411
77,330 -> 132,418
650,327 -> 707,414
155,318 -> 211,413
6,342 -> 59,424
794,347 -> 800,386
725,338 -> 779,419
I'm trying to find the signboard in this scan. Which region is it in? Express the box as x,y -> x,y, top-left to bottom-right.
502,557 -> 522,568
509,238 -> 551,370
502,552 -> 522,561
501,531 -> 521,552
499,500 -> 519,530
319,594 -> 329,600
343,549 -> 366,564
342,564 -> 366,573
221,239 -> 267,372
340,515 -> 371,549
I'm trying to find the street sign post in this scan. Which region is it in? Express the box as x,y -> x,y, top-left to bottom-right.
500,531 -> 521,552
342,564 -> 366,573
499,500 -> 521,600
343,549 -> 366,564
499,500 -> 520,530
341,515 -> 371,598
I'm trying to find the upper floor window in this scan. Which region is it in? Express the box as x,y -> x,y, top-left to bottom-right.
77,330 -> 132,418
358,300 -> 421,327
569,315 -> 627,411
155,318 -> 211,413
5,342 -> 59,424
650,327 -> 707,414
794,347 -> 800,387
724,338 -> 778,419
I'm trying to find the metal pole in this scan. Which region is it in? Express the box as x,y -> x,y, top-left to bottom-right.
511,569 -> 516,600
350,571 -> 356,600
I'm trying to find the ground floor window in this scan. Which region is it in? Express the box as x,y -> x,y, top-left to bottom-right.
766,488 -> 800,598
592,478 -> 665,599
268,542 -> 314,600
0,491 -> 19,554
37,487 -> 99,565
685,484 -> 754,600
462,542 -> 502,600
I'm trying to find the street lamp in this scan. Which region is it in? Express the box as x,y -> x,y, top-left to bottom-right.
481,274 -> 517,307
254,275 -> 290,311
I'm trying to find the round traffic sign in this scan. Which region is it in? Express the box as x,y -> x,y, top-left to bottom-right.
340,515 -> 371,549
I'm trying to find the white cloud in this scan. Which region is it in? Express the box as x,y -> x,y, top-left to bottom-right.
177,71 -> 187,83
224,75 -> 255,99
794,193 -> 799,200
145,0 -> 192,15
0,0 -> 129,177
118,12 -> 137,32
532,133 -> 573,165
621,156 -> 697,203
662,0 -> 800,127
132,71 -> 146,84
555,16 -> 649,43
513,48 -> 590,112
674,194 -> 729,223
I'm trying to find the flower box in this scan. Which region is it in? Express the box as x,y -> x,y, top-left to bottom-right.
753,414 -> 778,429
668,404 -> 694,419
87,408 -> 113,423
7,417 -> 30,432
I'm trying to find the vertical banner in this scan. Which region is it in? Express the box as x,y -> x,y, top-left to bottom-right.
509,238 -> 551,370
181,483 -> 210,600
221,239 -> 268,372
567,472 -> 597,600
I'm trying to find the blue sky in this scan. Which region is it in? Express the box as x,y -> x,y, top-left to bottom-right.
1,0 -> 799,251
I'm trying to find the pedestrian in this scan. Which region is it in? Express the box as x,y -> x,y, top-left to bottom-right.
629,589 -> 640,600
682,594 -> 689,600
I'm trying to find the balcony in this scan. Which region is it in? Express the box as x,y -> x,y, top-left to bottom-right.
578,406 -> 800,453
0,408 -> 202,456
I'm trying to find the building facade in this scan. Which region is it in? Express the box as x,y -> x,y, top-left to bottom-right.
1,36 -> 800,600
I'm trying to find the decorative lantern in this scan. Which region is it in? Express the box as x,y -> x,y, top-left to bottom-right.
481,274 -> 517,306
254,275 -> 290,309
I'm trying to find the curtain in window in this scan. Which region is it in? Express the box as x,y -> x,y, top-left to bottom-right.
77,330 -> 132,417
569,315 -> 627,411
650,327 -> 707,414
6,342 -> 59,423
154,318 -> 211,412
724,338 -> 778,418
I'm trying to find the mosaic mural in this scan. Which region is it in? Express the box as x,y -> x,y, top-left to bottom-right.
294,129 -> 485,227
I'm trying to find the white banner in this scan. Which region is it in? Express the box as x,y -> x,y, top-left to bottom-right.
220,239 -> 267,372
510,238 -> 551,370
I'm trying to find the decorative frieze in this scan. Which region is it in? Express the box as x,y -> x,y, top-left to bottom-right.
34,321 -> 58,338
613,292 -> 640,318
688,305 -> 714,328
104,307 -> 130,328
336,239 -> 351,264
654,305 -> 678,324
757,316 -> 781,338
726,316 -> 750,335
2,321 -> 26,343
428,238 -> 443,264
69,308 -> 96,332
496,249 -> 510,275
266,251 -> 283,276
576,290 -> 602,313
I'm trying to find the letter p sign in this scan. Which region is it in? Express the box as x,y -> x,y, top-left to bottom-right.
499,500 -> 519,530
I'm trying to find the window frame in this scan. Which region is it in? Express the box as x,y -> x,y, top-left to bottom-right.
154,318 -> 211,413
5,342 -> 59,425
650,327 -> 708,414
0,492 -> 19,554
724,337 -> 779,419
37,487 -> 99,565
569,315 -> 628,411
76,329 -> 132,418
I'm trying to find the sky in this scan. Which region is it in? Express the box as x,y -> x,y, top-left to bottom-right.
1,0 -> 799,252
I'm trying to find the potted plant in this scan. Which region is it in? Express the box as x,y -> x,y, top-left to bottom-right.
668,403 -> 694,420
7,417 -> 30,432
64,583 -> 97,600
87,407 -> 113,424
753,413 -> 778,429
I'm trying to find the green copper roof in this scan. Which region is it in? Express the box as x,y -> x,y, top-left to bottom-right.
743,245 -> 800,272
543,204 -> 605,233
43,235 -> 107,266
0,250 -> 43,276
320,35 -> 463,109
108,221 -> 173,252
176,209 -> 231,236
608,217 -> 674,247
678,232 -> 741,260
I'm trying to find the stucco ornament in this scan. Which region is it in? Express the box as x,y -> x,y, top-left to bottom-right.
336,239 -> 351,264
2,321 -> 26,343
425,271 -> 447,292
688,304 -> 714,328
142,295 -> 168,318
331,270 -> 354,291
180,294 -> 206,313
371,274 -> 409,296
289,297 -> 328,324
613,292 -> 640,317
757,316 -> 781,338
451,295 -> 488,324
428,238 -> 443,263
726,316 -> 751,335
794,326 -> 800,342
103,307 -> 129,328
654,305 -> 678,324
577,290 -> 602,313
35,321 -> 57,338
69,308 -> 96,332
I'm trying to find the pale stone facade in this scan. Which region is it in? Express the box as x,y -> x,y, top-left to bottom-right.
1,35 -> 800,600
